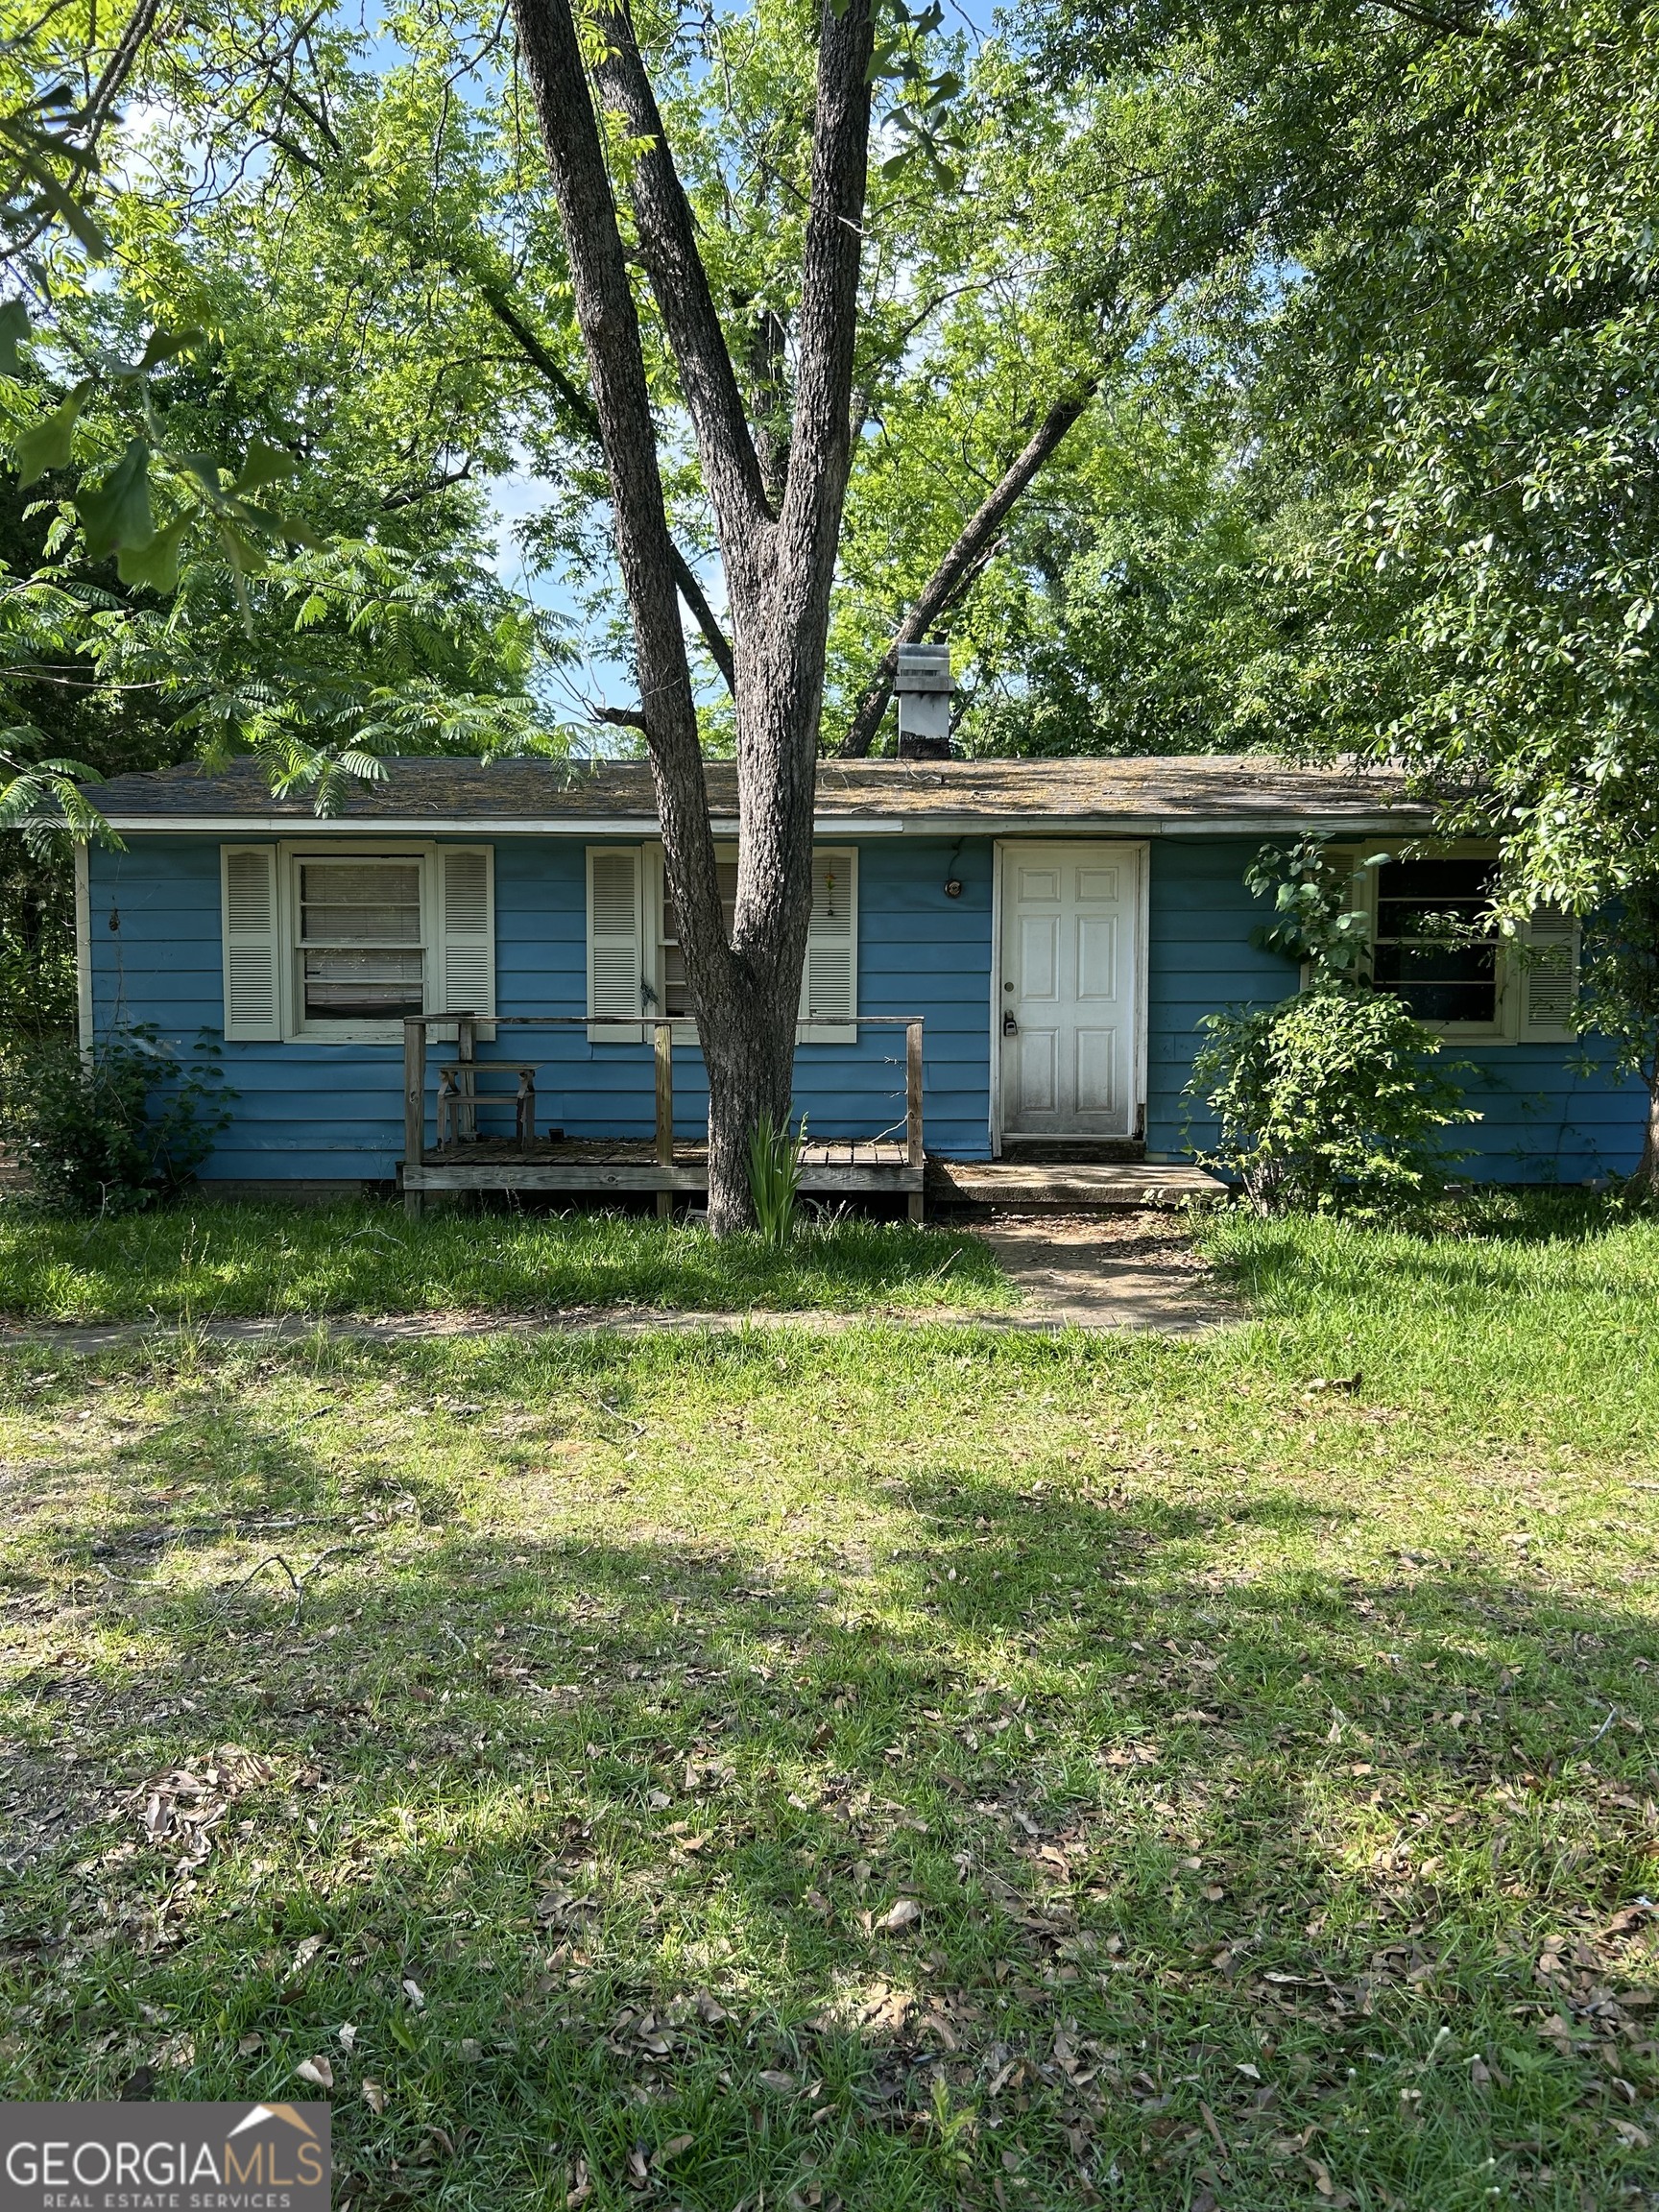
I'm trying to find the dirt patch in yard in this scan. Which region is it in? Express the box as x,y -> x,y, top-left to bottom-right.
976,1209 -> 1236,1333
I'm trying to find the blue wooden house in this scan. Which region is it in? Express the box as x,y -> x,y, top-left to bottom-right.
75,755 -> 1645,1208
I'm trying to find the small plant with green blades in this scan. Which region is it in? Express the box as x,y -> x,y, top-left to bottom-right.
746,1110 -> 805,1248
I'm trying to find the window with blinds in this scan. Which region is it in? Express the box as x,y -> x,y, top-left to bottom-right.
219,843 -> 494,1043
659,856 -> 739,1019
589,845 -> 858,1045
299,858 -> 425,1022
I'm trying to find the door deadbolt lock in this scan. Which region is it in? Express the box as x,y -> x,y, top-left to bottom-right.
1002,1011 -> 1019,1037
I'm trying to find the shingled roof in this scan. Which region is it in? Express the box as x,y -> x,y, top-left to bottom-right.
93,753 -> 1432,832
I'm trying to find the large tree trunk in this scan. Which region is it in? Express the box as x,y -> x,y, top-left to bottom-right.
509,0 -> 874,1233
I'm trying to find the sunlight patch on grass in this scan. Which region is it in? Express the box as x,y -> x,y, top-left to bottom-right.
0,1200 -> 1012,1322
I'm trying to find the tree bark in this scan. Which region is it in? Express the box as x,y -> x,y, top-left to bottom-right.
509,0 -> 874,1233
836,384 -> 1096,757
467,266 -> 738,688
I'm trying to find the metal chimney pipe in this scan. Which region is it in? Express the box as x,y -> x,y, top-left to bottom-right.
894,642 -> 954,759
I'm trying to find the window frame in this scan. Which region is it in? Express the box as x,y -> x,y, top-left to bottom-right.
639,842 -> 858,1046
1362,844 -> 1509,1042
279,839 -> 439,1045
646,840 -> 737,1045
1342,841 -> 1575,1046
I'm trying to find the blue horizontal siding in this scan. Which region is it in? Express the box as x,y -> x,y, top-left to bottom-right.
85,833 -> 994,1178
87,830 -> 1645,1187
1145,838 -> 1647,1183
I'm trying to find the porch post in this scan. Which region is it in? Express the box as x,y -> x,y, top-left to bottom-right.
906,1019 -> 925,1223
403,1019 -> 426,1220
456,1015 -> 477,1142
654,1020 -> 674,1221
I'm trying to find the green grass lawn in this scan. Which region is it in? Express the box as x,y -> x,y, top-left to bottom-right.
1,1198 -> 1655,2211
0,1201 -> 1012,1322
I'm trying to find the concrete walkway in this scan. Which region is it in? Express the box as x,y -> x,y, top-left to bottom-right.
0,1214 -> 1234,1352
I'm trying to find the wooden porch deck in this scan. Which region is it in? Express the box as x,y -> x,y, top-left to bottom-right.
926,1159 -> 1227,1211
404,1136 -> 920,1200
399,1014 -> 926,1218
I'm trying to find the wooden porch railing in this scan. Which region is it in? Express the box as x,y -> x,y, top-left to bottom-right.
401,1013 -> 926,1219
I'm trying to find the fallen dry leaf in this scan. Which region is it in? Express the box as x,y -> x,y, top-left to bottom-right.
337,2023 -> 357,2052
654,2135 -> 694,2166
757,2069 -> 797,2092
295,2056 -> 333,2089
401,1978 -> 425,2010
878,1897 -> 923,1935
361,2080 -> 387,2115
565,2155 -> 591,2208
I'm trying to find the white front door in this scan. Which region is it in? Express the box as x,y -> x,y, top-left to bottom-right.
998,842 -> 1142,1139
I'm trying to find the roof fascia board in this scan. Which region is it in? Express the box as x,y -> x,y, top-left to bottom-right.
103,806 -> 1429,836
99,813 -> 910,836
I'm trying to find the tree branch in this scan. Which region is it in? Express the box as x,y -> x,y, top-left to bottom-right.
508,0 -> 725,968
85,0 -> 163,142
379,460 -> 475,512
779,0 -> 875,593
469,266 -> 736,690
1369,0 -> 1498,36
590,3 -> 774,571
836,382 -> 1096,758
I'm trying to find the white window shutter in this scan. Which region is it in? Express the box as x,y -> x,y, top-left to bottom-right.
220,845 -> 280,1041
1519,904 -> 1579,1041
589,846 -> 644,1040
437,845 -> 495,1038
799,847 -> 856,1043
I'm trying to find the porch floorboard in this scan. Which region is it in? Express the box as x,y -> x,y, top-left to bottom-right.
926,1160 -> 1227,1211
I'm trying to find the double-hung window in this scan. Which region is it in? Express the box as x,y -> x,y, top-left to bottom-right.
586,844 -> 857,1044
1372,856 -> 1503,1032
219,843 -> 494,1043
298,858 -> 425,1024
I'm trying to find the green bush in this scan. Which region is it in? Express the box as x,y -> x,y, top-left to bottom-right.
1,1025 -> 234,1214
1190,986 -> 1476,1215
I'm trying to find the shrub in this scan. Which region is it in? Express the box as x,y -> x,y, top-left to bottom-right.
1,1025 -> 234,1214
1190,987 -> 1477,1215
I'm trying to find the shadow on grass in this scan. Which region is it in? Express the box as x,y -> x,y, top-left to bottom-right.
4,1393 -> 1656,2212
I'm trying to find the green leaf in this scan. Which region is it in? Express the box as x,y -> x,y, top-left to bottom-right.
136,325 -> 205,371
14,382 -> 88,487
178,450 -> 227,500
23,165 -> 110,258
232,436 -> 298,494
77,438 -> 154,562
116,511 -> 189,594
0,300 -> 29,374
